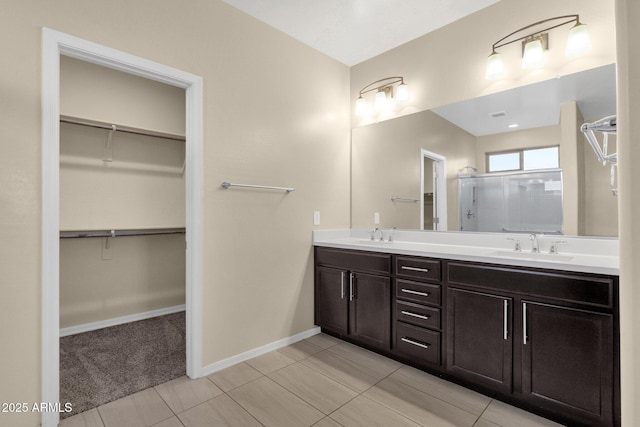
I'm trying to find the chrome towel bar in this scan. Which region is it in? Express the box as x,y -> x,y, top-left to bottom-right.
221,182 -> 295,192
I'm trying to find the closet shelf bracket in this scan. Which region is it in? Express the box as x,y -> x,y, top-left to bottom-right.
103,125 -> 116,162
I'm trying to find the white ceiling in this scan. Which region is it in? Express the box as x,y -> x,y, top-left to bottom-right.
222,0 -> 500,66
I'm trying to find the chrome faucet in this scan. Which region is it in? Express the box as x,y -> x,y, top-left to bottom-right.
549,240 -> 567,254
529,233 -> 539,253
507,237 -> 521,252
373,227 -> 384,242
388,227 -> 397,242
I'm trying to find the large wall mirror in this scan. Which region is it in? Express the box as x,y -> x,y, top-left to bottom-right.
351,63 -> 617,237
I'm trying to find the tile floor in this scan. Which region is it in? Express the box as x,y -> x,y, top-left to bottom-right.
60,333 -> 563,427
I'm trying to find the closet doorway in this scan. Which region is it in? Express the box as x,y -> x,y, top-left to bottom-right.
42,29 -> 203,427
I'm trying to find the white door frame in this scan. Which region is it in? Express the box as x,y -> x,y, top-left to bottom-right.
42,28 -> 203,427
420,149 -> 447,231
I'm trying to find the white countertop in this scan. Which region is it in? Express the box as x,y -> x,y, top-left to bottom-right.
313,229 -> 619,276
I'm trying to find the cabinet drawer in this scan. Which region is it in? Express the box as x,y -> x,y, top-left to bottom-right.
448,261 -> 615,309
395,322 -> 441,365
396,256 -> 441,282
395,279 -> 441,306
396,300 -> 441,330
316,247 -> 391,275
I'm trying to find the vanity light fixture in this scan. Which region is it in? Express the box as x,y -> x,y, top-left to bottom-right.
355,76 -> 409,116
486,15 -> 591,80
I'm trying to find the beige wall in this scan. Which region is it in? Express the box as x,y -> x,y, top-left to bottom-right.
61,56 -> 186,136
615,0 -> 640,425
59,57 -> 186,329
0,1 -> 350,426
59,123 -> 185,230
351,109 -> 475,229
583,132 -> 618,236
60,235 -> 186,328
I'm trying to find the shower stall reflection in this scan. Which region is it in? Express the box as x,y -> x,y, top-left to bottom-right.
458,169 -> 563,234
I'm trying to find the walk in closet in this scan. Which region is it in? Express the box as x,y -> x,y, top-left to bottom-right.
58,56 -> 187,417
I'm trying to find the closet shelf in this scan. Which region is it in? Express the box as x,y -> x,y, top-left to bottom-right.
60,115 -> 186,142
60,227 -> 185,239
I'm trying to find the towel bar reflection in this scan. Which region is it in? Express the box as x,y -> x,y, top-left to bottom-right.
391,196 -> 420,203
221,182 -> 295,192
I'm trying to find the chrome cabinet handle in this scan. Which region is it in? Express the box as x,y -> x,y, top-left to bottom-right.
523,302 -> 528,345
349,273 -> 355,301
401,337 -> 430,349
503,300 -> 508,340
401,288 -> 429,297
401,266 -> 431,273
401,311 -> 430,320
340,272 -> 345,299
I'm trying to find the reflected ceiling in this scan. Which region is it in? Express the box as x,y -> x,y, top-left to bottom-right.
431,64 -> 616,136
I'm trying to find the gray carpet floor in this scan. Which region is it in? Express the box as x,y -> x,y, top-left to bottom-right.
59,311 -> 186,419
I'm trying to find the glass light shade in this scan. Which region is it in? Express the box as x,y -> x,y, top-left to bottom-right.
486,51 -> 505,80
522,38 -> 545,69
374,90 -> 390,111
355,96 -> 368,116
395,83 -> 410,103
565,23 -> 591,57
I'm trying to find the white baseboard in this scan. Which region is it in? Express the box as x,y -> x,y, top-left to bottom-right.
59,304 -> 186,337
199,327 -> 321,378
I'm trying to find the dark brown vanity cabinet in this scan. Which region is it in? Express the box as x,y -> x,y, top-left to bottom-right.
446,287 -> 513,394
521,301 -> 614,426
448,261 -> 618,427
393,256 -> 443,367
314,247 -> 391,351
314,247 -> 619,426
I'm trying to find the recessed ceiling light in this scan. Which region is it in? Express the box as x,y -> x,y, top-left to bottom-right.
508,123 -> 519,128
489,110 -> 507,118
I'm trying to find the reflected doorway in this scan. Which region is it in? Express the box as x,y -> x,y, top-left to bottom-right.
420,149 -> 447,231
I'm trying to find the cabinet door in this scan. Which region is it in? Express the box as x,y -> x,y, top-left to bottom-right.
315,266 -> 348,335
350,272 -> 391,351
522,301 -> 613,426
446,288 -> 512,394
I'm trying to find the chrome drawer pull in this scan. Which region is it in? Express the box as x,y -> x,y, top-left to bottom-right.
523,302 -> 528,345
401,288 -> 430,297
401,310 -> 430,320
349,273 -> 355,301
503,300 -> 508,340
401,266 -> 431,273
401,337 -> 430,349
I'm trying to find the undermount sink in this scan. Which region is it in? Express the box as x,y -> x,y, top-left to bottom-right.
353,238 -> 392,245
491,250 -> 574,262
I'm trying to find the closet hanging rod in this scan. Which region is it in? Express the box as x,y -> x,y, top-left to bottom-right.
60,228 -> 186,239
390,196 -> 420,203
60,116 -> 186,142
221,182 -> 295,192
